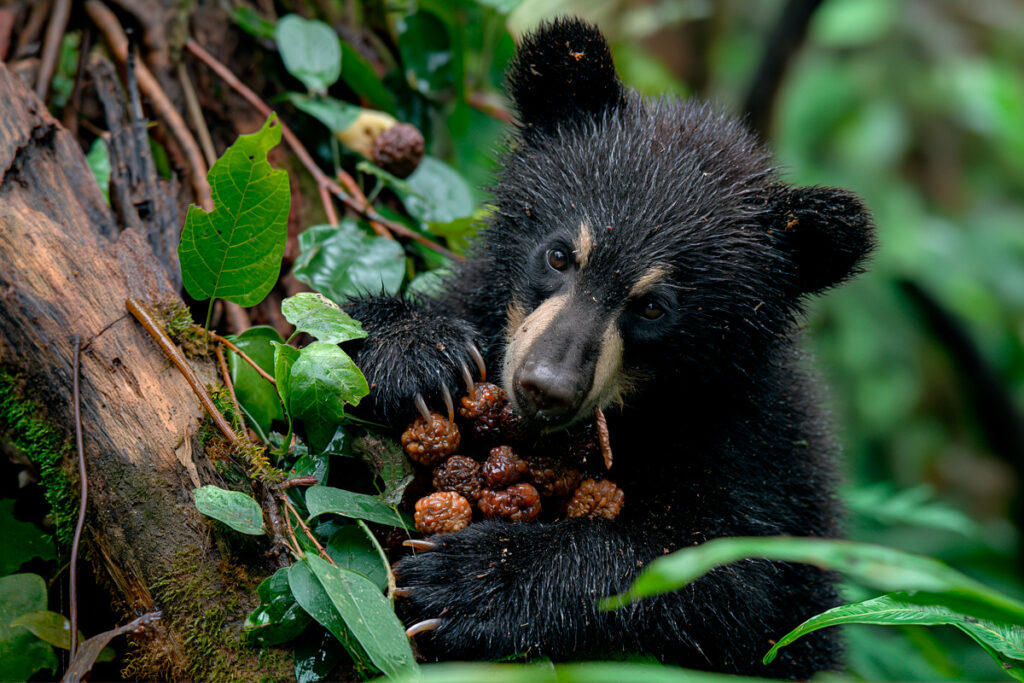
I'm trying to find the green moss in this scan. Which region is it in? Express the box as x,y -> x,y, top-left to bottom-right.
0,369 -> 76,546
151,298 -> 210,358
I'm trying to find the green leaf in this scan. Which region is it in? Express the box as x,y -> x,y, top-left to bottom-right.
406,269 -> 448,300
400,156 -> 475,225
86,137 -> 110,204
228,326 -> 285,435
389,661 -> 751,682
306,485 -> 410,528
352,433 -> 415,507
9,610 -> 114,661
326,526 -> 388,591
245,567 -> 312,646
303,554 -> 417,679
602,537 -> 1024,626
281,292 -> 367,344
178,114 -> 290,308
0,574 -> 57,681
193,485 -> 266,535
230,6 -> 276,40
293,627 -> 345,682
844,483 -> 982,536
285,93 -> 361,134
287,342 -> 369,453
396,11 -> 454,97
0,499 -> 54,576
272,341 -> 301,411
288,560 -> 374,672
288,445 -> 330,486
339,40 -> 397,114
292,221 -> 406,302
473,0 -> 524,13
275,14 -> 342,93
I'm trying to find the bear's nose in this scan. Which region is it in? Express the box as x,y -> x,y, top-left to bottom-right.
514,360 -> 583,422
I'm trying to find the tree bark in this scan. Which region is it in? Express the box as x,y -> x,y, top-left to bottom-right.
0,63 -> 290,681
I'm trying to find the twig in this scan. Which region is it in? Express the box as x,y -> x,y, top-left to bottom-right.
213,344 -> 243,431
278,503 -> 303,557
85,0 -> 213,210
61,26 -> 92,137
467,91 -> 513,124
177,61 -> 217,168
14,0 -> 51,58
335,171 -> 389,238
126,297 -> 237,444
280,494 -> 337,566
69,335 -> 87,661
209,332 -> 276,386
261,486 -> 293,568
594,405 -> 613,470
279,476 -> 320,490
184,39 -> 465,262
36,0 -> 72,102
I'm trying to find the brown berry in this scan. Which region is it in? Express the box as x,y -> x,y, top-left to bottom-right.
371,123 -> 424,178
458,382 -> 509,440
566,478 -> 624,520
478,483 -> 541,522
499,403 -> 525,442
401,411 -> 461,466
433,455 -> 484,501
483,446 -> 528,488
527,455 -> 582,498
414,491 -> 472,534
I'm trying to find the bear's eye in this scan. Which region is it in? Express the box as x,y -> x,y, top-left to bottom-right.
546,248 -> 570,272
640,301 -> 664,320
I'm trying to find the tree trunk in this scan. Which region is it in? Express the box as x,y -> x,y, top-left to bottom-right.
0,63 -> 290,681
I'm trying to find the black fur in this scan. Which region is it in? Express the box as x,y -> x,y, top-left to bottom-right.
344,18 -> 873,679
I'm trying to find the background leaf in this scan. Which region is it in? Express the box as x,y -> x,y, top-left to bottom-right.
227,326 -> 285,435
0,574 -> 57,681
0,499 -> 54,576
285,93 -> 361,134
245,567 -> 312,647
305,485 -> 410,528
178,114 -> 289,308
193,485 -> 266,535
326,526 -> 389,591
398,156 -> 475,225
281,292 -> 367,344
287,342 -> 369,453
292,221 -> 406,303
275,14 -> 342,93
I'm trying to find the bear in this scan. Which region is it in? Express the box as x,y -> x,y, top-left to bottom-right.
343,17 -> 874,679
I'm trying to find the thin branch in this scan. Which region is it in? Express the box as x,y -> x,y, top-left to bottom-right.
280,494 -> 337,566
126,297 -> 237,444
85,0 -> 213,210
36,0 -> 72,102
210,332 -> 276,386
184,39 -> 465,262
261,486 -> 293,568
69,335 -> 88,661
467,91 -> 513,124
279,476 -> 320,490
177,61 -> 217,168
278,498 -> 305,558
213,343 -> 243,432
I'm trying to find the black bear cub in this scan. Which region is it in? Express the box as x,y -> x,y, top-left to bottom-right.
345,18 -> 873,679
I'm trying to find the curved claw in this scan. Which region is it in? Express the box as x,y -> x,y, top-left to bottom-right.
467,343 -> 487,382
414,393 -> 432,423
460,361 -> 475,394
403,538 -> 438,552
406,618 -> 442,637
441,384 -> 455,423
394,586 -> 414,598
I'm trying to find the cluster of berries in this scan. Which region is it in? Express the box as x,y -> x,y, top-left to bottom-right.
401,383 -> 624,535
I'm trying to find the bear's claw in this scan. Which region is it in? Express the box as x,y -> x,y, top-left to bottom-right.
402,538 -> 438,551
467,342 -> 487,382
406,618 -> 443,637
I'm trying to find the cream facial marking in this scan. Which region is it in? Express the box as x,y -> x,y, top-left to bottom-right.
504,300 -> 526,344
573,221 -> 595,270
581,319 -> 624,415
628,265 -> 672,298
501,294 -> 570,398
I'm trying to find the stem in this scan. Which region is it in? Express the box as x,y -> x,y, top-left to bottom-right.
69,335 -> 87,661
210,333 -> 276,386
357,519 -> 395,602
281,495 -> 337,566
213,343 -> 243,432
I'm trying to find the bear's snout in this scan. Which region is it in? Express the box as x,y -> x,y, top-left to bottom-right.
514,358 -> 587,422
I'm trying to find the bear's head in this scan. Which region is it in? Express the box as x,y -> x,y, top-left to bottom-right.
485,18 -> 875,429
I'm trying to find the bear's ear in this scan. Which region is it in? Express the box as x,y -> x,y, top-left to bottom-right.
507,17 -> 625,139
772,186 -> 876,295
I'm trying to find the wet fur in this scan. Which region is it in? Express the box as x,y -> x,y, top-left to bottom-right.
344,18 -> 873,678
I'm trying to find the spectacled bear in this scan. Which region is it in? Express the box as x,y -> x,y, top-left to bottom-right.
345,17 -> 874,679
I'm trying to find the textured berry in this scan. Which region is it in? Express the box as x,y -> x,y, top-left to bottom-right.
458,382 -> 508,440
566,478 -> 624,520
401,412 -> 461,466
414,491 -> 472,534
527,455 -> 582,498
483,446 -> 528,489
498,403 -> 526,442
478,483 -> 542,522
433,455 -> 484,502
371,123 -> 424,178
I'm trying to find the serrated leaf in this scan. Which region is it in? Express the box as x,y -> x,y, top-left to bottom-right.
305,485 -> 410,528
285,93 -> 362,134
178,114 -> 289,307
275,15 -> 342,93
400,156 -> 474,225
193,485 -> 266,535
287,342 -> 368,453
292,221 -> 406,303
281,292 -> 366,344
303,554 -> 417,679
288,561 -> 374,673
603,537 -> 1024,627
326,526 -> 388,591
228,326 -> 285,435
0,499 -> 54,576
245,567 -> 312,646
0,574 -> 57,681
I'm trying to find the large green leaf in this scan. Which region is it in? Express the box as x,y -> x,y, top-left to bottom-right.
765,594 -> 1024,669
0,499 -> 54,576
193,485 -> 266,535
178,114 -> 290,308
0,574 -> 57,682
303,554 -> 417,679
292,221 -> 406,303
326,526 -> 388,591
602,537 -> 1024,627
245,567 -> 312,646
228,326 -> 285,435
389,661 -> 755,682
285,93 -> 361,134
10,610 -> 114,662
305,485 -> 410,528
287,342 -> 368,452
281,292 -> 366,344
399,156 -> 475,225
396,11 -> 454,97
275,14 -> 342,93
